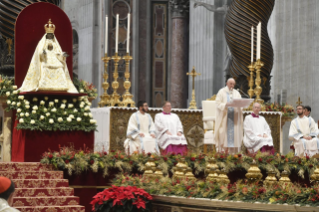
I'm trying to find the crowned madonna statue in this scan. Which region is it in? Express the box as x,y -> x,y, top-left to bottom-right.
19,19 -> 78,93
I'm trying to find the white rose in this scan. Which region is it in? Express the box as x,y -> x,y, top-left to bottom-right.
68,104 -> 74,108
51,108 -> 57,113
25,105 -> 30,109
67,117 -> 72,122
3,86 -> 5,89
72,98 -> 77,103
80,89 -> 84,93
25,101 -> 30,105
11,101 -> 16,106
76,117 -> 81,122
49,102 -> 54,107
49,119 -> 54,124
19,118 -> 24,123
43,108 -> 47,112
62,99 -> 67,104
30,120 -> 35,124
46,112 -> 50,117
5,91 -> 10,97
18,95 -> 24,100
17,108 -> 21,113
32,110 -> 36,114
73,109 -> 78,113
79,104 -> 84,108
44,96 -> 49,101
33,97 -> 38,102
54,99 -> 59,103
33,106 -> 38,110
69,114 -> 74,119
13,91 -> 18,95
63,111 -> 67,115
40,100 -> 45,105
6,100 -> 11,105
58,117 -> 63,122
20,113 -> 24,117
87,102 -> 92,106
84,113 -> 88,117
25,112 -> 29,117
40,115 -> 45,120
84,106 -> 90,111
90,119 -> 97,124
89,113 -> 93,118
12,85 -> 17,90
17,102 -> 21,107
60,104 -> 66,109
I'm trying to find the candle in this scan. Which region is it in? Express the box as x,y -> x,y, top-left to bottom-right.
105,16 -> 108,54
115,14 -> 119,53
126,13 -> 130,53
251,26 -> 254,62
257,22 -> 261,60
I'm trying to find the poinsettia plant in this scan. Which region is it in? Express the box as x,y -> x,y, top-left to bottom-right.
90,185 -> 152,212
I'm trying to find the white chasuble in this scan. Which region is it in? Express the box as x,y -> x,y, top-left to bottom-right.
154,113 -> 187,150
215,86 -> 243,152
289,116 -> 319,157
124,111 -> 158,154
19,34 -> 78,93
243,114 -> 273,153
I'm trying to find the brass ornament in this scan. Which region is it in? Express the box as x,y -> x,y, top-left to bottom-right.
154,165 -> 164,179
254,59 -> 265,106
205,157 -> 218,174
217,168 -> 230,184
122,53 -> 135,107
245,160 -> 262,182
310,165 -> 319,183
279,170 -> 291,185
144,158 -> 156,176
99,53 -> 111,107
187,66 -> 201,109
263,170 -> 277,186
206,167 -> 219,182
110,53 -> 122,106
184,167 -> 195,180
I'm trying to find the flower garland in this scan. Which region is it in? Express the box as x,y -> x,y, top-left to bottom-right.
112,175 -> 319,206
3,81 -> 97,132
41,146 -> 318,180
264,102 -> 295,118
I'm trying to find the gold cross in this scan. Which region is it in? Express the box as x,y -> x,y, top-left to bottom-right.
187,66 -> 201,90
296,97 -> 302,105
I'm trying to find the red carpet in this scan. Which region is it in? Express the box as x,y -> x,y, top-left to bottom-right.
0,162 -> 85,212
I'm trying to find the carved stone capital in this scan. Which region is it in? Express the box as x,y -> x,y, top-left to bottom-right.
169,0 -> 189,18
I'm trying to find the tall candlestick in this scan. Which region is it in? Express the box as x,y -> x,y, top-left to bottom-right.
115,14 -> 119,53
126,13 -> 130,53
105,16 -> 108,54
257,22 -> 261,59
251,26 -> 254,62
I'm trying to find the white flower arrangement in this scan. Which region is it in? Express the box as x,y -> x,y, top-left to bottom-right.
19,118 -> 24,123
32,110 -> 36,114
58,117 -> 63,122
30,120 -> 35,124
40,100 -> 45,105
33,97 -> 38,102
49,119 -> 54,124
25,112 -> 29,117
6,92 -> 10,97
17,102 -> 21,107
51,108 -> 57,113
17,108 -> 22,113
54,99 -> 59,103
12,85 -> 17,89
76,117 -> 81,122
18,95 -> 24,100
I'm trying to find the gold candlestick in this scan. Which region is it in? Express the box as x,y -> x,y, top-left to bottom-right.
187,66 -> 201,109
254,59 -> 264,105
122,53 -> 135,107
98,53 -> 111,107
247,62 -> 255,99
110,53 -> 122,106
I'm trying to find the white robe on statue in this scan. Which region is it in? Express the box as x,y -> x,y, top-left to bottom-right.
289,116 -> 319,157
154,113 -> 187,150
124,111 -> 159,154
243,114 -> 273,153
214,86 -> 243,152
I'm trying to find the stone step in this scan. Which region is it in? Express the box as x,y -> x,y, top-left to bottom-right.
14,188 -> 74,197
0,162 -> 53,171
0,171 -> 63,180
14,205 -> 85,212
13,179 -> 69,188
13,196 -> 80,207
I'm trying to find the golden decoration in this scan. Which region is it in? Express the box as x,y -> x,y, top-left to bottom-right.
173,158 -> 187,180
247,62 -> 255,99
206,167 -> 219,182
205,157 -> 218,174
99,53 -> 111,107
154,165 -> 164,178
144,158 -> 156,176
184,167 -> 195,180
217,168 -> 230,184
44,19 -> 55,34
254,59 -> 264,106
110,53 -> 122,106
296,97 -> 302,105
122,53 -> 135,107
206,95 -> 216,101
245,160 -> 262,182
310,165 -> 319,183
5,38 -> 12,56
263,170 -> 277,186
187,66 -> 201,109
279,170 -> 291,185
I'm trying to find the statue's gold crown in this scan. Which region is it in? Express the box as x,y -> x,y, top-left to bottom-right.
44,19 -> 55,34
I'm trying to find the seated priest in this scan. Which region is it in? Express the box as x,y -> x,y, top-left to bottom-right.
155,101 -> 188,155
243,102 -> 274,154
0,176 -> 19,212
304,105 -> 319,131
124,101 -> 159,155
289,105 -> 319,157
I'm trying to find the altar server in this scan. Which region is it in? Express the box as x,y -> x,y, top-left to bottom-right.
124,101 -> 159,155
155,101 -> 188,155
0,177 -> 19,212
304,106 -> 318,132
289,105 -> 319,157
243,102 -> 274,154
215,78 -> 243,154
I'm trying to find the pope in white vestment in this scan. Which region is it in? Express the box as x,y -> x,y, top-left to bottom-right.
124,108 -> 159,154
289,105 -> 319,157
215,78 -> 243,153
155,102 -> 188,155
243,103 -> 274,154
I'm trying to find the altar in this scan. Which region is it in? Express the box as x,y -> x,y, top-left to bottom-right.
92,107 -> 283,153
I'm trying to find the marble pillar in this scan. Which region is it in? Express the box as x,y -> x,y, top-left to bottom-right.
170,4 -> 188,108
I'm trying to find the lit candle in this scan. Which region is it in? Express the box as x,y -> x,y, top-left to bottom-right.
251,25 -> 254,62
115,14 -> 119,53
105,16 -> 108,54
257,22 -> 261,60
126,13 -> 130,53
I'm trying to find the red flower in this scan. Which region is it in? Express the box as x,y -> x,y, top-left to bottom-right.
163,157 -> 168,161
147,153 -> 151,157
132,197 -> 146,209
258,158 -> 263,162
114,155 -> 118,159
220,155 -> 224,159
306,155 -> 310,160
190,157 -> 196,161
48,154 -> 53,159
258,188 -> 265,194
309,164 -> 314,168
238,154 -> 242,158
298,160 -> 301,164
111,150 -> 115,153
281,155 -> 285,159
104,151 -> 107,155
129,161 -> 133,165
65,159 -> 69,164
90,160 -> 94,165
70,156 -> 74,160
186,186 -> 192,190
171,153 -> 175,156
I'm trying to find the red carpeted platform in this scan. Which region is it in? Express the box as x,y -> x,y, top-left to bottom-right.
0,162 -> 85,212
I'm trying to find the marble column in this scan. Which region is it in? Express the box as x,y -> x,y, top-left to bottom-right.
170,1 -> 189,108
